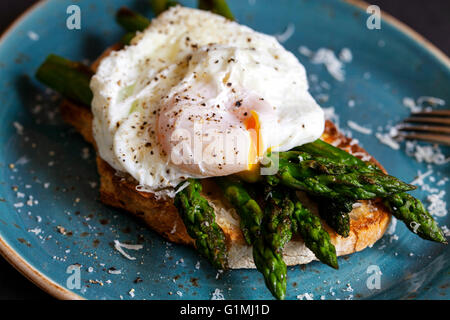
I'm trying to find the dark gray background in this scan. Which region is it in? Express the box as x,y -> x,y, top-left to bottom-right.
0,0 -> 449,300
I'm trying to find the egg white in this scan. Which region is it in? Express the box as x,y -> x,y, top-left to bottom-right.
91,6 -> 324,193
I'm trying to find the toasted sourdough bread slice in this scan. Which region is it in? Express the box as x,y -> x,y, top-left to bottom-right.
59,45 -> 391,269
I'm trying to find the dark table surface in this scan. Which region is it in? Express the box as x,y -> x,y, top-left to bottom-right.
0,0 -> 449,300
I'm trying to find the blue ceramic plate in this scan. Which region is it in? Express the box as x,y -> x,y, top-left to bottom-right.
0,0 -> 448,300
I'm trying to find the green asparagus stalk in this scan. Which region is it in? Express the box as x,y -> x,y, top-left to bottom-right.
35,54 -> 93,107
289,196 -> 339,269
265,186 -> 338,269
296,139 -> 367,167
316,198 -> 353,238
198,0 -> 235,20
252,237 -> 287,300
174,179 -> 228,269
120,32 -> 137,46
385,193 -> 447,244
151,0 -> 179,16
217,178 -> 263,244
217,177 -> 286,300
264,151 -> 416,200
262,186 -> 294,253
116,7 -> 151,33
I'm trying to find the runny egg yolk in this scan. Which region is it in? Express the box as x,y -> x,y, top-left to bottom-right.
245,110 -> 262,171
238,110 -> 263,182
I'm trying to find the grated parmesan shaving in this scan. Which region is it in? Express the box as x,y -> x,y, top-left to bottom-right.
136,184 -> 181,199
405,141 -> 449,165
113,240 -> 143,261
27,31 -> 39,41
323,107 -> 340,125
403,96 -> 445,113
375,132 -> 400,150
13,122 -> 24,135
299,47 -> 347,81
339,48 -> 353,63
427,191 -> 447,217
347,120 -> 372,135
274,23 -> 295,43
417,96 -> 445,107
441,226 -> 450,237
387,217 -> 398,235
297,293 -> 314,300
410,169 -> 434,186
174,181 -> 190,195
350,152 -> 372,161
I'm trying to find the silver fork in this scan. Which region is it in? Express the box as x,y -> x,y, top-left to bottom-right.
397,109 -> 450,146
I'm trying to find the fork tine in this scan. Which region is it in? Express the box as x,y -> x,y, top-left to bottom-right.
398,132 -> 450,146
404,116 -> 450,126
398,124 -> 450,134
411,110 -> 450,117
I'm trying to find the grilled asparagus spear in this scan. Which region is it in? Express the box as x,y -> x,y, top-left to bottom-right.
296,139 -> 367,168
289,196 -> 339,269
174,179 -> 228,269
316,198 -> 353,238
35,54 -> 93,107
252,237 -> 287,300
217,178 -> 263,245
116,7 -> 151,32
198,0 -> 234,20
266,186 -> 339,269
264,151 -> 416,200
151,0 -> 179,16
262,186 -> 294,253
385,193 -> 447,244
217,178 -> 287,300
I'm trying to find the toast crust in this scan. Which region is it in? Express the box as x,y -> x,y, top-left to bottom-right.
58,45 -> 390,268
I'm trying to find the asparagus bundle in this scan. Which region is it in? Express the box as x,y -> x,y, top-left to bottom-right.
35,54 -> 93,107
295,140 -> 446,243
267,186 -> 338,269
174,179 -> 228,269
217,178 -> 287,300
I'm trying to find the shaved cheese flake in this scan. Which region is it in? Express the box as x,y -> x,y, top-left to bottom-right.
387,217 -> 398,235
339,48 -> 353,63
347,120 -> 372,135
417,96 -> 445,107
375,132 -> 400,150
410,169 -> 433,186
427,191 -> 447,217
441,226 -> 450,237
275,23 -> 295,43
113,240 -> 143,261
299,46 -> 346,81
405,141 -> 449,165
310,48 -> 345,81
297,293 -> 314,300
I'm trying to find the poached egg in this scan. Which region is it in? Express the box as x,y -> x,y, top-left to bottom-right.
91,6 -> 324,194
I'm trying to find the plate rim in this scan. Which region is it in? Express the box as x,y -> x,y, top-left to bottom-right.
0,0 -> 82,300
0,0 -> 448,300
